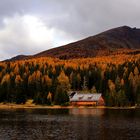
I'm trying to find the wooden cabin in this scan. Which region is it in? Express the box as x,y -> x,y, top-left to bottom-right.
69,93 -> 104,106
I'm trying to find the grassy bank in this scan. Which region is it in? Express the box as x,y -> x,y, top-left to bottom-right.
0,102 -> 136,110
0,100 -> 137,109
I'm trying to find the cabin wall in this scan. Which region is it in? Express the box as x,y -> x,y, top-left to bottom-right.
97,96 -> 105,106
71,101 -> 97,106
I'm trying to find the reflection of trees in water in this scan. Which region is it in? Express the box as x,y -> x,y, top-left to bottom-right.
0,109 -> 32,139
103,109 -> 140,118
1,109 -> 140,140
69,108 -> 104,116
69,109 -> 105,139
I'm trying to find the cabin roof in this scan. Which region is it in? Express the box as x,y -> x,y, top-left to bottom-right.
70,93 -> 102,102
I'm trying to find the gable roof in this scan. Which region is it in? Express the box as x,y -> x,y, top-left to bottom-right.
70,93 -> 102,102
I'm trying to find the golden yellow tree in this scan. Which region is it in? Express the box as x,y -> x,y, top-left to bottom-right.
15,75 -> 23,85
58,71 -> 70,91
47,92 -> 52,104
1,74 -> 10,85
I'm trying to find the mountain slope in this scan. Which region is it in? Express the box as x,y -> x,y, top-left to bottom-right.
35,26 -> 140,59
8,26 -> 140,61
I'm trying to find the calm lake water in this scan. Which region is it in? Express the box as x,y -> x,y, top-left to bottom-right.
0,108 -> 140,140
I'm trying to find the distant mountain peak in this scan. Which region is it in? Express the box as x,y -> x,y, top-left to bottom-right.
6,26 -> 140,61
120,25 -> 131,29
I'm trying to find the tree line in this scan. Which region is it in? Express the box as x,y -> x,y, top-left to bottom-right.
0,55 -> 140,106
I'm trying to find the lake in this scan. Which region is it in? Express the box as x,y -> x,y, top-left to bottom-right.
0,108 -> 140,140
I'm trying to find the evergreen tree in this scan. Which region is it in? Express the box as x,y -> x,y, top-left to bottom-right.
14,75 -> 27,104
33,92 -> 48,104
1,74 -> 11,102
82,76 -> 88,92
54,86 -> 69,105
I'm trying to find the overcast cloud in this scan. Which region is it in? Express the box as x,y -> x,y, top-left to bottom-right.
0,0 -> 140,60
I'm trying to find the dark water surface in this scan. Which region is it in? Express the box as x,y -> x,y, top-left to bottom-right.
0,108 -> 140,140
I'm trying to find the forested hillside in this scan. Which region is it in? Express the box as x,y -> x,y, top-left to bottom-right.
1,54 -> 140,106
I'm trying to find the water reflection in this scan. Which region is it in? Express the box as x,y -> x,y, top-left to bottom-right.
0,108 -> 140,140
70,108 -> 104,116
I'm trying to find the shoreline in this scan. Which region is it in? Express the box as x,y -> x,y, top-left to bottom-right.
0,103 -> 137,110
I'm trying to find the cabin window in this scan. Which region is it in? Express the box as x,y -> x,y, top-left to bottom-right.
79,96 -> 83,100
88,96 -> 93,99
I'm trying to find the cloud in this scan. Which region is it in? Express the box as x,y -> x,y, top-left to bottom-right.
0,0 -> 140,60
0,14 -> 74,60
37,0 -> 140,38
0,14 -> 52,60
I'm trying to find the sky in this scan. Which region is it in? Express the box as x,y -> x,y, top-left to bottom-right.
0,0 -> 140,60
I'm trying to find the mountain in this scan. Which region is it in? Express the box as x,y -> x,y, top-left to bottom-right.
7,26 -> 140,61
5,55 -> 31,61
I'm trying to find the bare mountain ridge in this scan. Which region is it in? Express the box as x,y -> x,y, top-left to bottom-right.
7,26 -> 140,61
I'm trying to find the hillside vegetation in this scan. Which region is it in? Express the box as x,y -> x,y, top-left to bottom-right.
1,54 -> 140,106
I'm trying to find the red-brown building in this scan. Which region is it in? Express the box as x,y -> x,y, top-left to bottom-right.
69,93 -> 105,106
